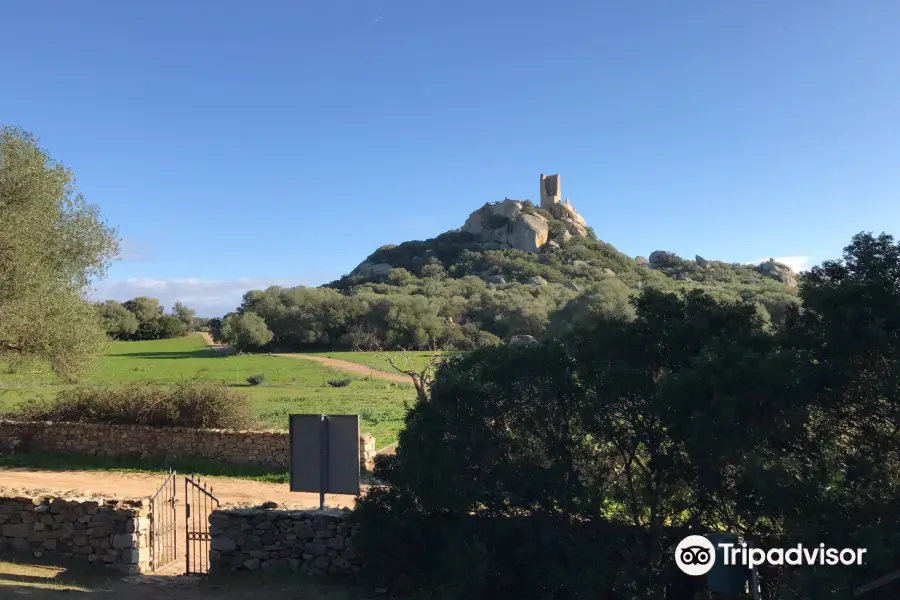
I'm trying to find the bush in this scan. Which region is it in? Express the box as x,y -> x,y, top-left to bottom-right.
548,219 -> 567,238
246,374 -> 265,386
327,378 -> 352,388
354,487 -> 682,598
14,380 -> 256,429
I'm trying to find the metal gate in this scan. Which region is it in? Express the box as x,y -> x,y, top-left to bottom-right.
184,475 -> 220,576
148,469 -> 178,572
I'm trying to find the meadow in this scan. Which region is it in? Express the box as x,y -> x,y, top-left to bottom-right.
0,334 -> 417,447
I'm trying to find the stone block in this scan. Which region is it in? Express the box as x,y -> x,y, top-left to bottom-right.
122,548 -> 141,564
113,534 -> 137,548
211,537 -> 236,552
2,523 -> 30,538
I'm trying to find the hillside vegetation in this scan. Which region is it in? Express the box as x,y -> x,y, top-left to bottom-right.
227,216 -> 798,352
356,231 -> 900,599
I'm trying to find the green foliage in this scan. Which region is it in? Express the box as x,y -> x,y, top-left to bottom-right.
246,373 -> 264,386
96,300 -> 139,339
233,220 -> 797,354
0,127 -> 119,382
172,301 -> 198,331
327,377 -> 352,388
94,297 -> 197,341
354,231 -> 900,600
548,219 -> 567,238
217,312 -> 274,351
13,379 -> 256,429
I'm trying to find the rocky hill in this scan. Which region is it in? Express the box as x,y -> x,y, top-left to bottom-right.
237,175 -> 801,351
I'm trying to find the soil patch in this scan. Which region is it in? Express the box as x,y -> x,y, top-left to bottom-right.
271,354 -> 411,384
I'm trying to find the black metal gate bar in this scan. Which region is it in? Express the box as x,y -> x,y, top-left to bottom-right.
185,474 -> 220,576
148,469 -> 177,572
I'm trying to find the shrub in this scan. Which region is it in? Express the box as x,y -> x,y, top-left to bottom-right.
548,219 -> 567,239
327,378 -> 352,388
14,380 -> 256,429
246,373 -> 265,386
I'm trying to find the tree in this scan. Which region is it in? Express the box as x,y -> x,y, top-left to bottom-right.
172,301 -> 198,331
95,300 -> 139,339
122,296 -> 162,324
216,312 -> 273,352
0,126 -> 119,381
156,314 -> 187,339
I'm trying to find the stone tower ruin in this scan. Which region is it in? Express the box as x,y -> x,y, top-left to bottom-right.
540,173 -> 562,209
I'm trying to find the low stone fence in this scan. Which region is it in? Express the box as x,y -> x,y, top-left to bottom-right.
209,506 -> 361,576
0,492 -> 149,574
0,420 -> 376,472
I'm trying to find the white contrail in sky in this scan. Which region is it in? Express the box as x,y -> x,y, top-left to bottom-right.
368,16 -> 383,25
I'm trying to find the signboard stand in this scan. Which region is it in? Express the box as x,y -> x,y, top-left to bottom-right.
318,414 -> 328,511
289,413 -> 360,509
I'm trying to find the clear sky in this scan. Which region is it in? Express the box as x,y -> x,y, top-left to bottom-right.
3,1 -> 899,316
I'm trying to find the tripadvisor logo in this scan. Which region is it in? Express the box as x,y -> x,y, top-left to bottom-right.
675,535 -> 867,576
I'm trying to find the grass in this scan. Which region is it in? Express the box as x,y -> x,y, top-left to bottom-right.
0,449 -> 290,483
0,334 -> 413,446
306,350 -> 446,374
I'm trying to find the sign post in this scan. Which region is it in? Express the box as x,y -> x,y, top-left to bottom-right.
289,414 -> 361,509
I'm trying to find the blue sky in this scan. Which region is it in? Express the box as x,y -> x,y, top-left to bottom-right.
3,1 -> 899,316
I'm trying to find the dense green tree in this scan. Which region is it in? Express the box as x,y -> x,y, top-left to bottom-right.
355,234 -> 900,598
122,296 -> 162,324
172,301 -> 198,331
95,300 -> 139,339
93,297 -> 197,341
216,312 -> 273,352
0,126 -> 119,381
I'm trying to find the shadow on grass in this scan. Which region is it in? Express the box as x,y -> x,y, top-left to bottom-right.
0,552 -> 120,596
0,450 -> 288,483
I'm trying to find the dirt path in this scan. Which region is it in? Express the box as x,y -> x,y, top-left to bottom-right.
0,468 -> 361,508
271,354 -> 411,384
194,332 -> 409,384
196,331 -> 232,355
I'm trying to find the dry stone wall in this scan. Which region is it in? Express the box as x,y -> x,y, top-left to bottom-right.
0,492 -> 149,574
0,420 -> 376,472
209,507 -> 361,576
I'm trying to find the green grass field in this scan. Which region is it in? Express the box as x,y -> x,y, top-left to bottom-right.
0,335 -> 416,446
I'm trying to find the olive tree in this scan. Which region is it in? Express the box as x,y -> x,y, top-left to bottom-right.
0,127 -> 119,380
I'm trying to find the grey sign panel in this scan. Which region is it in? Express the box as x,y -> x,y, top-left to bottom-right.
325,415 -> 361,496
288,414 -> 361,497
289,415 -> 323,493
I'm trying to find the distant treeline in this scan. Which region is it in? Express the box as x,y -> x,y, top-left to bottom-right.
94,297 -> 207,341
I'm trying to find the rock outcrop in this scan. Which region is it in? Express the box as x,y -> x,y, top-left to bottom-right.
352,262 -> 392,279
755,258 -> 798,288
461,200 -> 550,253
460,198 -> 587,254
548,203 -> 588,237
648,250 -> 677,267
